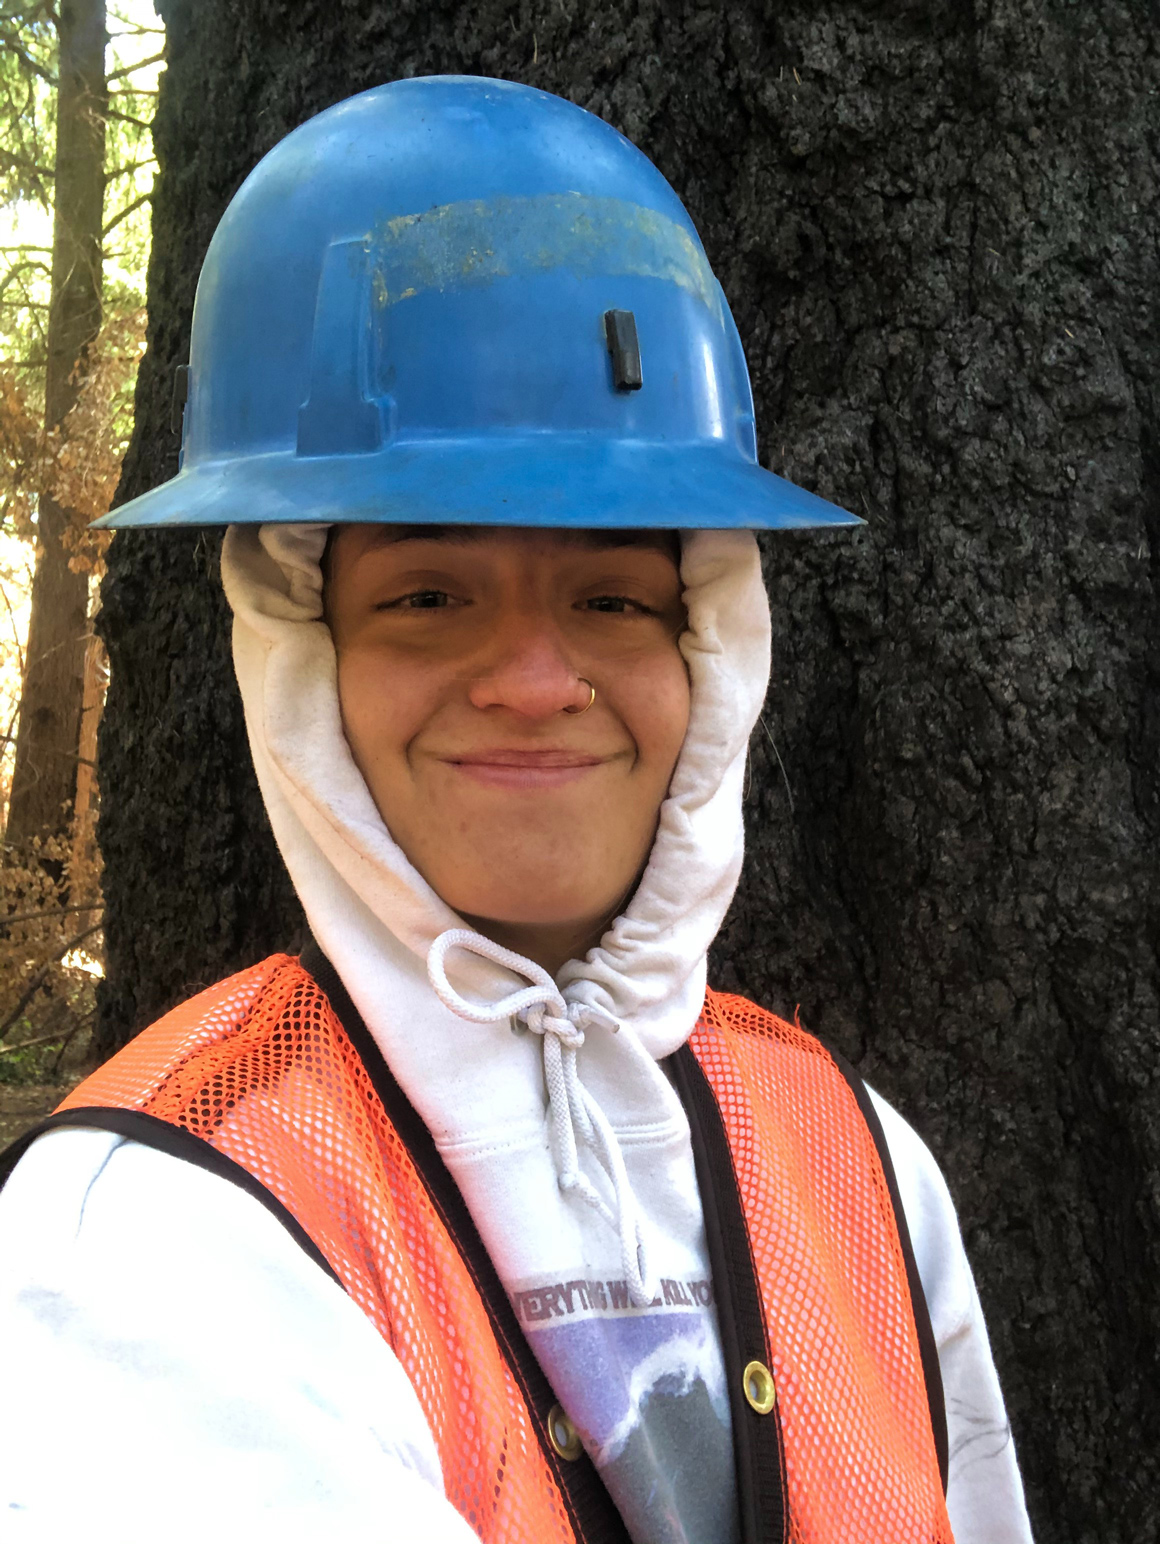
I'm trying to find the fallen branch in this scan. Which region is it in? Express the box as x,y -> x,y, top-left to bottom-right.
0,1026 -> 73,1057
1,900 -> 103,927
0,923 -> 102,1044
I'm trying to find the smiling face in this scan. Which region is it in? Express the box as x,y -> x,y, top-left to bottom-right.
324,524 -> 691,973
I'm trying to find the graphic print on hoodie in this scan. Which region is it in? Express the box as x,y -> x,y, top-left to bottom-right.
512,1267 -> 738,1544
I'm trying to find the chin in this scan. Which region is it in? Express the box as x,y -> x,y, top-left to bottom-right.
454,898 -> 598,928
446,879 -> 617,931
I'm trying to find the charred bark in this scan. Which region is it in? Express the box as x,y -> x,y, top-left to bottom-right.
101,3 -> 1160,1539
6,0 -> 106,857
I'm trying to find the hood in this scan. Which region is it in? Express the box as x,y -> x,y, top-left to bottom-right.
222,522 -> 770,1058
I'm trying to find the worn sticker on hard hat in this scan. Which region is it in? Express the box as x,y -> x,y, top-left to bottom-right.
368,194 -> 722,320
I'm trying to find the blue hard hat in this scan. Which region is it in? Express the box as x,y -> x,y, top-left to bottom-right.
98,76 -> 859,532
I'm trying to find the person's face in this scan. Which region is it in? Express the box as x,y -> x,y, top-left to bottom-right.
325,525 -> 690,953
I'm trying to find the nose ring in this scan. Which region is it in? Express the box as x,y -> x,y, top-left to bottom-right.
563,678 -> 596,715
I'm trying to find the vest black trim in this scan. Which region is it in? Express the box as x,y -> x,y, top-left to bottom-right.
827,1048 -> 950,1495
667,1042 -> 789,1544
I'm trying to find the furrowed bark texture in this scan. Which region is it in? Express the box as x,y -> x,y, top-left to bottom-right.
7,0 -> 107,854
101,3 -> 1160,1539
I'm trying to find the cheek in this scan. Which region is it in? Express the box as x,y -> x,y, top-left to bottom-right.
619,652 -> 691,785
335,648 -> 421,782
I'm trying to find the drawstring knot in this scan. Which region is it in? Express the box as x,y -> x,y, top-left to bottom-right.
521,1001 -> 589,1052
427,928 -> 654,1308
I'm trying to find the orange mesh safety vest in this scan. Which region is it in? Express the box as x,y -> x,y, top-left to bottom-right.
5,948 -> 952,1544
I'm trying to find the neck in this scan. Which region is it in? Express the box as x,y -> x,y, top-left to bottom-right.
458,913 -> 606,979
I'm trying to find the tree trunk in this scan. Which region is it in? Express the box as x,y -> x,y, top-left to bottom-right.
6,0 -> 106,858
100,4 -> 1160,1540
68,626 -> 104,882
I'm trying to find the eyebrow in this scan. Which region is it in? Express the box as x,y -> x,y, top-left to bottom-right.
359,524 -> 679,554
364,524 -> 484,547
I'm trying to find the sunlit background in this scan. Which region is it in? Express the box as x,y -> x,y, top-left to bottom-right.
0,1 -> 160,1095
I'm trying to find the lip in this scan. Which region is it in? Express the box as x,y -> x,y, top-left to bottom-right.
442,748 -> 606,790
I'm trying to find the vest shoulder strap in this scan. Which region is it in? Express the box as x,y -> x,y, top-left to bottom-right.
692,987 -> 951,1529
824,1043 -> 949,1489
0,1102 -> 340,1285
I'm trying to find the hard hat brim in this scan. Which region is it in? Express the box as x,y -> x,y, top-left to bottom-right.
95,437 -> 862,531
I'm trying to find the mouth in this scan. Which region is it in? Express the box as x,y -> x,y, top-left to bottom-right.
442,747 -> 606,790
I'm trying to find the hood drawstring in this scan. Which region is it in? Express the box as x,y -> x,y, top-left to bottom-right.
427,928 -> 655,1308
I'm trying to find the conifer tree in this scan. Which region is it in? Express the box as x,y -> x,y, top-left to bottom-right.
0,4 -> 157,1084
4,0 -> 105,858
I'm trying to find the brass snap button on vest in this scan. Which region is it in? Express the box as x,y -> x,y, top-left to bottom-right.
547,1403 -> 584,1461
742,1359 -> 777,1415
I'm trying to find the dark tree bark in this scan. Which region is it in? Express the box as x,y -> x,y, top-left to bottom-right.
6,0 -> 106,856
100,3 -> 1160,1540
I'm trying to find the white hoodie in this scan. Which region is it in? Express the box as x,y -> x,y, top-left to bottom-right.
0,523 -> 1033,1544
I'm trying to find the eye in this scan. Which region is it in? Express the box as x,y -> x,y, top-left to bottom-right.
378,589 -> 452,610
582,595 -> 654,615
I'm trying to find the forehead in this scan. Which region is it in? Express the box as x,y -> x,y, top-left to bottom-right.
329,523 -> 681,566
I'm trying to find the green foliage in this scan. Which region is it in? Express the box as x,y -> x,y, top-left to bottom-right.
0,2 -> 160,444
0,1019 -> 92,1084
0,4 -> 56,397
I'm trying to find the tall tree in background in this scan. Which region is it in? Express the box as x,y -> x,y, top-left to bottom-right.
0,5 -> 158,1085
101,3 -> 1160,1541
0,4 -> 157,1088
5,0 -> 105,858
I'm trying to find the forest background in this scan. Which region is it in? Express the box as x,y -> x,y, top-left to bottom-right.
1,4 -> 1159,1544
0,0 -> 159,1112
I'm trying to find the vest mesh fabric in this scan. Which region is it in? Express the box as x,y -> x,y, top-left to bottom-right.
59,956 -> 574,1544
60,957 -> 950,1543
692,992 -> 953,1544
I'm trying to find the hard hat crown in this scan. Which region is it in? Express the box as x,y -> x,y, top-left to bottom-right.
102,76 -> 856,530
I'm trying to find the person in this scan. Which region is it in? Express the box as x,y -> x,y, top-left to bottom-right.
0,77 -> 1033,1544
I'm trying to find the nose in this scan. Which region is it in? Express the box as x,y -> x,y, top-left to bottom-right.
467,609 -> 587,718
